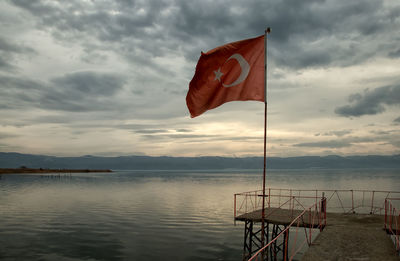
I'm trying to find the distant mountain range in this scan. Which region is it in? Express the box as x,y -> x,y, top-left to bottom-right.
0,152 -> 399,170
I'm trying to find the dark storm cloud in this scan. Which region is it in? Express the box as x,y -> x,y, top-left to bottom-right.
0,71 -> 125,112
10,0 -> 399,70
335,85 -> 400,117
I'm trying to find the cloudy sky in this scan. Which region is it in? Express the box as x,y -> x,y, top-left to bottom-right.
0,0 -> 399,157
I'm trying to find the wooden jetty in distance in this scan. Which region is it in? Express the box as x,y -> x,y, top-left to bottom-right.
234,188 -> 400,261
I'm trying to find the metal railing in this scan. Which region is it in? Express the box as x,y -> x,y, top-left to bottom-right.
248,197 -> 326,261
234,188 -> 400,260
385,198 -> 400,255
234,188 -> 400,219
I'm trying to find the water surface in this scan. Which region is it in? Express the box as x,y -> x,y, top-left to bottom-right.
0,169 -> 399,260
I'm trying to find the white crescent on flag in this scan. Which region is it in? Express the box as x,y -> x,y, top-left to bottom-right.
222,53 -> 250,88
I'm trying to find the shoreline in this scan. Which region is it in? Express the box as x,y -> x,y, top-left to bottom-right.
0,168 -> 112,174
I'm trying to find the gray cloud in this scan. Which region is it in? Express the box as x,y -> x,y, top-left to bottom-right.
9,0 -> 400,70
0,76 -> 44,109
370,130 -> 391,135
394,117 -> 400,123
370,129 -> 399,135
294,133 -> 400,150
323,130 -> 353,137
31,115 -> 74,125
0,36 -> 35,71
0,37 -> 34,53
51,71 -> 123,97
0,56 -> 15,71
294,140 -> 352,148
139,132 -> 263,144
0,71 -> 125,112
0,132 -> 18,139
1,0 -> 399,157
335,85 -> 400,117
175,129 -> 191,133
249,0 -> 398,69
134,129 -> 169,134
140,133 -> 216,142
116,124 -> 167,130
388,48 -> 400,58
10,0 -> 177,74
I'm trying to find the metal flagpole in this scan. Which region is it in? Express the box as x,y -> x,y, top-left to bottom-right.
261,27 -> 270,255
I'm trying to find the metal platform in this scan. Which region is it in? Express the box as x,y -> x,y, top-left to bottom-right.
236,206 -> 326,260
235,207 -> 323,228
234,189 -> 400,260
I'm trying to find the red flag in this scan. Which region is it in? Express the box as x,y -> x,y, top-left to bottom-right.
186,35 -> 265,118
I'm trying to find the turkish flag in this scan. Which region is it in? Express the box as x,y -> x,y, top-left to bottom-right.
186,35 -> 265,118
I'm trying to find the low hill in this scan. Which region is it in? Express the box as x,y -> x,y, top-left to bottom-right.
0,153 -> 399,170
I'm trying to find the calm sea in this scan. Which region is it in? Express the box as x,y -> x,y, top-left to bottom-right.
0,169 -> 399,261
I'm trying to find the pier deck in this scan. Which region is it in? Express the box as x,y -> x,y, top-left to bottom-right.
236,209 -> 399,260
301,213 -> 399,261
235,207 -> 323,228
234,189 -> 400,260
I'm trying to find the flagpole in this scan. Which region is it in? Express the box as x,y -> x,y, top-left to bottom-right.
261,27 -> 270,253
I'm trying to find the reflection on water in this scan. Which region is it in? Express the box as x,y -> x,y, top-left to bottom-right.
0,169 -> 399,260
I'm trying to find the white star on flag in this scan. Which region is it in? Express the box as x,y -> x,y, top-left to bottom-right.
213,68 -> 223,82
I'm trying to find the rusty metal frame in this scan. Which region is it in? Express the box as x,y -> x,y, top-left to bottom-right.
242,220 -> 270,261
385,198 -> 400,255
247,198 -> 326,261
235,188 -> 400,260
